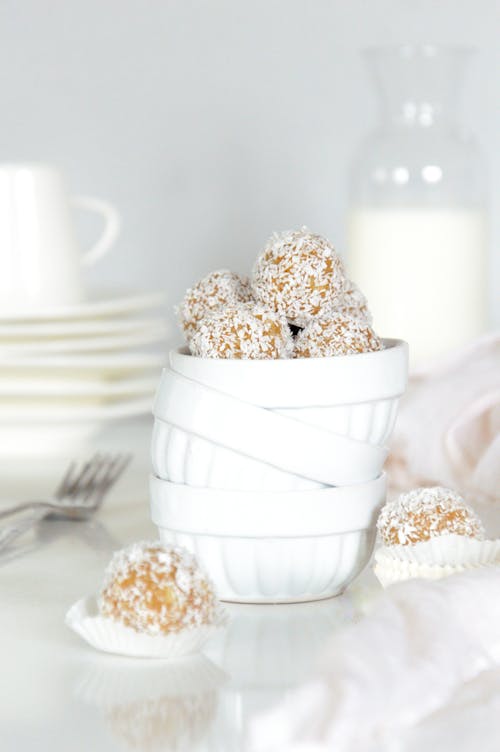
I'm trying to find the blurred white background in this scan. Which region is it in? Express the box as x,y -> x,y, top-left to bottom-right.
0,0 -> 498,332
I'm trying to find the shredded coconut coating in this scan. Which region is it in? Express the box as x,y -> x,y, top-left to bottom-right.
293,312 -> 382,358
178,269 -> 253,340
99,541 -> 218,635
377,487 -> 485,547
189,303 -> 294,359
333,279 -> 373,325
252,227 -> 346,326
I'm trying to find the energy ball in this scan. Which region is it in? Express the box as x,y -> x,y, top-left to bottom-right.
252,227 -> 346,326
377,487 -> 485,547
293,313 -> 382,358
334,279 -> 373,325
99,541 -> 218,635
189,303 -> 294,359
178,269 -> 253,340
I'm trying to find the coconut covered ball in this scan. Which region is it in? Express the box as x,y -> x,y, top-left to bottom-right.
189,303 -> 294,359
99,541 -> 218,635
178,269 -> 253,340
334,279 -> 373,325
252,227 -> 346,327
293,312 -> 382,358
377,487 -> 485,547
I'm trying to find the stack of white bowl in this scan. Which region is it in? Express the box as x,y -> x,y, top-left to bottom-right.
150,339 -> 408,603
0,291 -> 168,457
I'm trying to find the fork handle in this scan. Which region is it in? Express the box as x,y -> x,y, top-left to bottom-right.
0,508 -> 49,552
0,501 -> 53,521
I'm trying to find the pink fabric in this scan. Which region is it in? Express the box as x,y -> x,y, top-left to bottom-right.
387,332 -> 500,506
249,568 -> 500,752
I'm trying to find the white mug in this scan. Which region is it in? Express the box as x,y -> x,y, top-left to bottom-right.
0,163 -> 120,313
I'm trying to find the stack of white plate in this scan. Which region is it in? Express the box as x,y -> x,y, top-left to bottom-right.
0,291 -> 168,457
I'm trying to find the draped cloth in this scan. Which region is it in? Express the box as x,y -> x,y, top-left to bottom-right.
249,568 -> 500,752
387,332 -> 500,507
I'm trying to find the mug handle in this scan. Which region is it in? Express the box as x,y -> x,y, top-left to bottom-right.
71,195 -> 121,266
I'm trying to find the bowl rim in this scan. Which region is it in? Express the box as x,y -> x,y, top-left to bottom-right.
169,338 -> 408,407
150,473 -> 386,537
173,337 -> 405,366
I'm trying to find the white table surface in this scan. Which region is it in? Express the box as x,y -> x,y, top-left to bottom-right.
1,417 -> 499,752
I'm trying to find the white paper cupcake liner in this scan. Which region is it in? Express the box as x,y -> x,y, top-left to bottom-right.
65,596 -> 229,659
374,534 -> 500,587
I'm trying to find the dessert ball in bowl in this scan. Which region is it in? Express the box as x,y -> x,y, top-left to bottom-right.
169,227 -> 408,470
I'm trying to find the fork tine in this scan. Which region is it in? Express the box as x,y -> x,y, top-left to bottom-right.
54,459 -> 79,499
100,453 -> 133,492
79,455 -> 112,501
77,453 -> 132,505
68,456 -> 104,498
53,452 -> 132,510
70,456 -> 103,494
88,453 -> 132,503
80,455 -> 119,502
54,453 -> 103,500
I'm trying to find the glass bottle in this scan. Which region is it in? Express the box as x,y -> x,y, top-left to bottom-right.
347,45 -> 487,367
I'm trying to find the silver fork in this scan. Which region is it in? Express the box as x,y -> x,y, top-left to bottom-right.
0,453 -> 131,552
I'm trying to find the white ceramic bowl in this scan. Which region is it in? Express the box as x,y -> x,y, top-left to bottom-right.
275,398 -> 400,446
152,420 -> 322,491
169,339 -> 408,408
165,340 -> 407,476
150,474 -> 386,603
152,370 -> 388,487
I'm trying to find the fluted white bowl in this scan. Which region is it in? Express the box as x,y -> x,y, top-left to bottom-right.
169,339 -> 408,408
152,397 -> 398,490
275,398 -> 400,446
155,341 -> 408,490
150,474 -> 386,603
152,369 -> 388,488
152,419 -> 323,491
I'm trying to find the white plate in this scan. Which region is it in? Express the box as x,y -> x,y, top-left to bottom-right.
0,351 -> 166,375
0,316 -> 167,340
0,325 -> 168,354
0,375 -> 158,398
0,396 -> 153,422
0,290 -> 166,322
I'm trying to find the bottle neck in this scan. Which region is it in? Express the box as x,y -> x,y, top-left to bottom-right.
366,45 -> 470,133
380,101 -> 456,131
